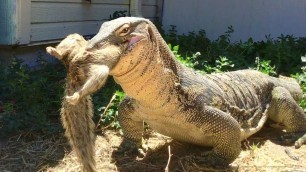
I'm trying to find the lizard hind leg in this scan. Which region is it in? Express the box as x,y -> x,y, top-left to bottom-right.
267,86 -> 306,148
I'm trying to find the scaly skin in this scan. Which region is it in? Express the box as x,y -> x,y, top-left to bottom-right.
85,17 -> 306,166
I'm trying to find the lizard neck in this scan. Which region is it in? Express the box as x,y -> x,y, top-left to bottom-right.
113,55 -> 177,108
111,39 -> 180,108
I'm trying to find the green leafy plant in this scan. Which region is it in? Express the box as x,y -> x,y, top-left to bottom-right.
109,10 -> 128,20
1,22 -> 306,137
169,44 -> 200,68
96,90 -> 125,132
292,55 -> 306,111
164,25 -> 306,75
203,56 -> 235,73
254,57 -> 277,76
0,58 -> 65,136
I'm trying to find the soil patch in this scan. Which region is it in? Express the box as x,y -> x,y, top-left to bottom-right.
1,126 -> 306,172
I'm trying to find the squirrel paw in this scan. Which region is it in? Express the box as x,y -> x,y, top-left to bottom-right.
66,93 -> 80,105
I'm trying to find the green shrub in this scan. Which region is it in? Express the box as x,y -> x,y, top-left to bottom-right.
0,57 -> 124,136
254,57 -> 277,76
291,55 -> 306,111
0,58 -> 65,136
1,24 -> 306,136
203,56 -> 235,73
168,44 -> 200,69
95,90 -> 125,132
164,26 -> 306,75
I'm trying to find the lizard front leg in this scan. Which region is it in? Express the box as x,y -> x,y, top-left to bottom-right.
192,106 -> 241,166
117,97 -> 145,153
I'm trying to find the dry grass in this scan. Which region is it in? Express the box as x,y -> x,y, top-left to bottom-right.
1,127 -> 306,172
0,132 -> 69,172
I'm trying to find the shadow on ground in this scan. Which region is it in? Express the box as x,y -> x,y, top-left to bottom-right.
1,125 -> 306,172
111,137 -> 213,172
111,126 -> 306,172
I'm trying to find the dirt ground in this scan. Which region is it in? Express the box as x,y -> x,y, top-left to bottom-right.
1,126 -> 306,172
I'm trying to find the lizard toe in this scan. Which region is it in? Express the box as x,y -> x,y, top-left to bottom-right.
195,151 -> 230,167
182,153 -> 238,172
294,132 -> 306,149
280,132 -> 306,147
115,137 -> 147,157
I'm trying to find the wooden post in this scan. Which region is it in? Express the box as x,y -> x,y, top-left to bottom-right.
0,0 -> 31,45
130,0 -> 142,17
156,0 -> 164,22
17,0 -> 31,45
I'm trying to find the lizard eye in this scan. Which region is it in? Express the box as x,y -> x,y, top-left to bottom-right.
122,28 -> 129,34
117,24 -> 131,37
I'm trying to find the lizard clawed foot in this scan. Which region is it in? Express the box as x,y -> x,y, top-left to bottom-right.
116,138 -> 149,158
183,152 -> 238,172
66,92 -> 80,105
197,151 -> 229,167
280,132 -> 306,148
294,132 -> 306,149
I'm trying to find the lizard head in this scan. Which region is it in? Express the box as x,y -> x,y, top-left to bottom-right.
86,17 -> 151,51
86,17 -> 158,75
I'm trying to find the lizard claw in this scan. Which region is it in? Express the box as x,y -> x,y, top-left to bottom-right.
195,151 -> 229,167
66,92 -> 80,105
182,152 -> 237,171
280,132 -> 306,148
294,132 -> 306,149
116,138 -> 148,157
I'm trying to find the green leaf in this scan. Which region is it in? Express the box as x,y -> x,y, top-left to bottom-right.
173,45 -> 180,52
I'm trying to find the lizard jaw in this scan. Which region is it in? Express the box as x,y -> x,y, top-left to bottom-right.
127,35 -> 145,50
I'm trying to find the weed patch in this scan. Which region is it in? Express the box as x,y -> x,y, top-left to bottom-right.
1,25 -> 306,136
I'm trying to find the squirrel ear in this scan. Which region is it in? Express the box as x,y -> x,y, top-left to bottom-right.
46,47 -> 63,60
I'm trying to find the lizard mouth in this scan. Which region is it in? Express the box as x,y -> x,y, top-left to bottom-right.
127,35 -> 145,50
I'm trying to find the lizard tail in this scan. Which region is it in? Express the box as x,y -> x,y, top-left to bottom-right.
240,105 -> 269,141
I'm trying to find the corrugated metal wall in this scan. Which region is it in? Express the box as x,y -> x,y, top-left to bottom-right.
163,0 -> 306,41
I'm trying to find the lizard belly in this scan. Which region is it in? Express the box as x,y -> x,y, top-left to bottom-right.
143,114 -> 214,147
